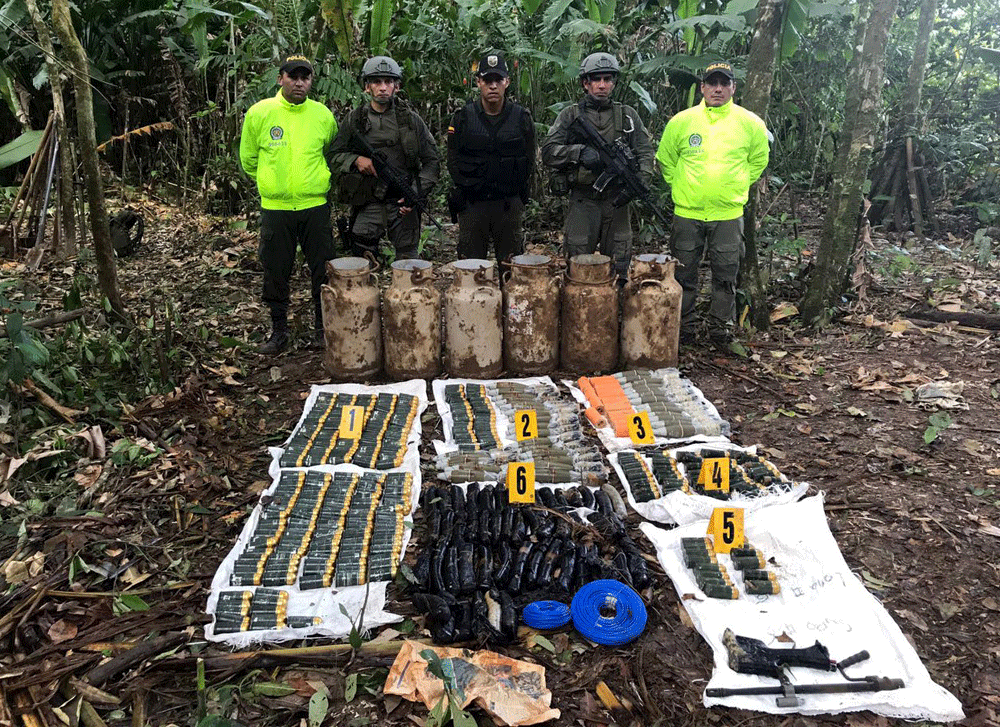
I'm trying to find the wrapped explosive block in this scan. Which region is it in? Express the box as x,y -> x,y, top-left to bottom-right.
681,537 -> 737,600
279,392 -> 419,468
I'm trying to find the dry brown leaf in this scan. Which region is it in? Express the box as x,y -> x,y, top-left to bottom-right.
48,619 -> 79,643
3,552 -> 44,584
897,609 -> 929,632
73,464 -> 103,489
677,603 -> 695,629
770,302 -> 798,323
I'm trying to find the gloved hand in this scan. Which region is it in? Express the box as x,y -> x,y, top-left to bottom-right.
579,147 -> 603,172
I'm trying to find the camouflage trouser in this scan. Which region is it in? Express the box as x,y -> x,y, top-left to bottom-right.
350,201 -> 421,259
457,197 -> 524,264
563,190 -> 632,280
670,216 -> 744,334
259,203 -> 334,325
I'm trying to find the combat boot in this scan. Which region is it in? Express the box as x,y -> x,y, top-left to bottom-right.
258,313 -> 289,355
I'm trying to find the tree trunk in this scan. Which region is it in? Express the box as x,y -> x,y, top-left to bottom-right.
51,0 -> 126,319
901,0 -> 937,134
866,0 -> 937,232
739,0 -> 784,331
801,0 -> 899,324
24,0 -> 77,258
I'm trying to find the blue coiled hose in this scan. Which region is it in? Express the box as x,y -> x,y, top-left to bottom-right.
570,579 -> 647,646
523,600 -> 572,629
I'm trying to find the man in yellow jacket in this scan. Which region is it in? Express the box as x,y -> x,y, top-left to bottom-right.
656,61 -> 769,346
239,55 -> 338,354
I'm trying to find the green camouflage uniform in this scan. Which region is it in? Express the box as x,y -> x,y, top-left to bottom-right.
330,100 -> 439,258
541,96 -> 654,279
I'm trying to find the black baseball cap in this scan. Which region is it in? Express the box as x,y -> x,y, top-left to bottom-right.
280,55 -> 313,75
702,61 -> 735,81
475,52 -> 509,78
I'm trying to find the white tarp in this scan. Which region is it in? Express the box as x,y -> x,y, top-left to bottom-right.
609,442 -> 808,526
205,380 -> 429,646
640,495 -> 964,721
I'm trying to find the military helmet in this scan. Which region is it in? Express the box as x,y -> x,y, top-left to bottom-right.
579,52 -> 620,78
361,56 -> 402,82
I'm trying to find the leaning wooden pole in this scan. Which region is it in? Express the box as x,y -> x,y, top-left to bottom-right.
25,0 -> 77,257
51,0 -> 126,319
4,113 -> 53,235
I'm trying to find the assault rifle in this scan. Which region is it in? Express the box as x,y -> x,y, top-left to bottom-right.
569,113 -> 671,229
705,629 -> 905,707
350,131 -> 444,232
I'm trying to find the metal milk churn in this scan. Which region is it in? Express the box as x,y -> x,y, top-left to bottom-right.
445,259 -> 503,378
503,253 -> 561,375
382,259 -> 441,380
621,253 -> 683,369
561,254 -> 618,373
321,257 -> 382,381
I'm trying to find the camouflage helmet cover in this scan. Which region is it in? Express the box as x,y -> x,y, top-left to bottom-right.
362,56 -> 402,81
579,52 -> 620,78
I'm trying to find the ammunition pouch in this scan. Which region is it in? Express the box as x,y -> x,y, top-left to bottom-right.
337,169 -> 378,206
548,171 -> 571,198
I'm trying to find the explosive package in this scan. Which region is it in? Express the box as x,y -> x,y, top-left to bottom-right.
435,380 -> 608,486
572,369 -> 730,447
615,446 -> 789,503
407,482 -> 652,645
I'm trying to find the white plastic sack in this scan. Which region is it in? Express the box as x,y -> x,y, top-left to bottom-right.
640,496 -> 964,721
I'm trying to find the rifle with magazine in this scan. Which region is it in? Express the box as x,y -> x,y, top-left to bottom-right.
351,131 -> 444,232
569,113 -> 671,229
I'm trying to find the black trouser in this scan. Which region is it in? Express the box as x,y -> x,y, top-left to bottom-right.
457,197 -> 525,264
259,204 -> 334,322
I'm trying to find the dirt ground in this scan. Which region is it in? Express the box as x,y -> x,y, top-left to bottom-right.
1,199 -> 998,727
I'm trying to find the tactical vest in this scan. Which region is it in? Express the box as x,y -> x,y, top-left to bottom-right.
551,99 -> 634,196
452,101 -> 530,201
338,102 -> 422,206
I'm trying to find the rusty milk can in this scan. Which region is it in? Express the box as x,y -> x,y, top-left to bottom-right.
621,253 -> 683,369
445,259 -> 502,378
382,259 -> 441,380
561,253 -> 618,373
503,253 -> 561,375
322,256 -> 382,381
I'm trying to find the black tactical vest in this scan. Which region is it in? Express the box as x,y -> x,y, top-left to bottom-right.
452,101 -> 529,200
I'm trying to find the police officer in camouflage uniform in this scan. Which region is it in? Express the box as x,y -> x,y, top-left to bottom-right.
447,51 -> 536,264
329,56 -> 440,260
541,52 -> 654,280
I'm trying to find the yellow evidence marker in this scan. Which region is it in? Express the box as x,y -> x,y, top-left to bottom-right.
507,462 -> 536,504
338,405 -> 365,439
628,411 -> 656,445
708,507 -> 745,553
515,409 -> 538,441
699,457 -> 730,493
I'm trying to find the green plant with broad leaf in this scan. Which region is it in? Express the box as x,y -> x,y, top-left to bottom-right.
419,649 -> 477,727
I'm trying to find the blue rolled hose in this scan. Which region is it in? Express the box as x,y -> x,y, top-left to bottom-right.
523,600 -> 572,630
571,579 -> 647,646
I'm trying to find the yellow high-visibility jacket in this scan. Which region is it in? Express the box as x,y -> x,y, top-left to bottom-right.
656,99 -> 769,222
239,92 -> 338,211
